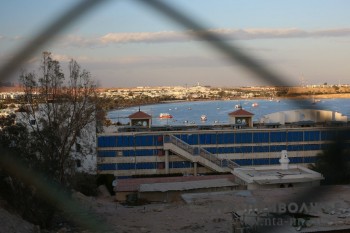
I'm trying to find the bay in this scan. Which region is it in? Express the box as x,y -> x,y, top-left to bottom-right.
107,98 -> 350,126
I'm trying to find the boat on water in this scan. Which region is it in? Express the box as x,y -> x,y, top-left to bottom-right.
200,115 -> 207,121
312,98 -> 320,105
235,104 -> 242,109
252,103 -> 259,107
159,113 -> 173,119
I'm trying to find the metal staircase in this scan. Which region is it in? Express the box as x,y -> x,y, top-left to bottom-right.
164,134 -> 240,172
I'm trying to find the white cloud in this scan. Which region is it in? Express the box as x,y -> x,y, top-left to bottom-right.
0,35 -> 23,41
99,31 -> 190,44
58,35 -> 99,48
95,28 -> 350,45
39,28 -> 350,48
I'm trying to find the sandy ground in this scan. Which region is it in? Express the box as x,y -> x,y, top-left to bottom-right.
3,185 -> 350,233
0,205 -> 38,233
82,185 -> 350,233
89,197 -> 233,233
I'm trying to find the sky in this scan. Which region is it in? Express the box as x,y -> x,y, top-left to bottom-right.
1,0 -> 350,88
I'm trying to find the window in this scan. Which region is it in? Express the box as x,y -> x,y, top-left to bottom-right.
75,159 -> 81,168
76,143 -> 81,152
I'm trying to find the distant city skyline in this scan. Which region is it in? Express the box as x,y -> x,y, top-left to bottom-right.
1,0 -> 350,87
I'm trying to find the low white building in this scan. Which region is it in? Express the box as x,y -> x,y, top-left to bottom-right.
232,150 -> 324,190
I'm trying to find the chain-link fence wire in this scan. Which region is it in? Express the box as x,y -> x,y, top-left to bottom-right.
0,0 -> 348,232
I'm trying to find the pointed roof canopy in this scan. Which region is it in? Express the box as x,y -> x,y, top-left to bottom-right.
128,110 -> 151,119
228,108 -> 254,116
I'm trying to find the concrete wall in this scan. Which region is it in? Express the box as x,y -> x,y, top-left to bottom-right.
138,186 -> 239,203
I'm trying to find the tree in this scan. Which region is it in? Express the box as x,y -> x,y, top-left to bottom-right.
309,131 -> 350,185
18,51 -> 98,185
0,52 -> 101,227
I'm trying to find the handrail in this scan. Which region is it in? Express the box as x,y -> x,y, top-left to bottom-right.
165,134 -> 240,169
164,134 -> 196,155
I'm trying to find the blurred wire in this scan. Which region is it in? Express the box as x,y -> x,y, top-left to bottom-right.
0,147 -> 112,232
0,0 -> 346,232
137,0 -> 290,88
0,0 -> 110,83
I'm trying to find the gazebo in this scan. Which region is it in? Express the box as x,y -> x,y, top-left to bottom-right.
128,109 -> 152,127
228,108 -> 254,127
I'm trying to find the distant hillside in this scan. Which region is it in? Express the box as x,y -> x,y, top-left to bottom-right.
286,86 -> 350,97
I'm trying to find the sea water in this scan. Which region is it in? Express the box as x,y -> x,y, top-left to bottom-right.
108,99 -> 350,126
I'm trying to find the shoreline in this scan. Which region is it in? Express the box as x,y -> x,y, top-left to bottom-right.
109,94 -> 350,112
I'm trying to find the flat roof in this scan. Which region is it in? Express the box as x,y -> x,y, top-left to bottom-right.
115,174 -> 235,192
232,165 -> 324,184
139,178 -> 237,193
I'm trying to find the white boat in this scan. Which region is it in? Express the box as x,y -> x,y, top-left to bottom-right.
311,98 -> 320,105
200,115 -> 207,121
159,113 -> 173,119
235,104 -> 242,109
252,103 -> 259,107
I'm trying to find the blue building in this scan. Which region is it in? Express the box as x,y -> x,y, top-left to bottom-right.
97,109 -> 349,177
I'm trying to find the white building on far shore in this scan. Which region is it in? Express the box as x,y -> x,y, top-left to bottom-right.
260,109 -> 347,125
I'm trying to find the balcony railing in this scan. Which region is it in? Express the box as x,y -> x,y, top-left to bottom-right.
164,134 -> 240,169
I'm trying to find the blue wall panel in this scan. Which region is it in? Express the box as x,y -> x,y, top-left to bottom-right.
270,145 -> 287,152
235,146 -> 252,153
235,159 -> 252,166
253,132 -> 269,143
270,158 -> 279,164
120,136 -> 133,147
289,157 -> 303,163
216,134 -> 224,144
187,134 -> 199,145
304,157 -> 316,163
253,146 -> 269,153
321,131 -> 337,140
98,150 -> 116,157
223,133 -> 235,144
236,133 -> 252,143
170,161 -> 191,168
98,163 -> 116,170
123,150 -> 135,156
287,132 -> 303,142
304,131 -> 320,141
118,163 -> 136,170
199,134 -> 216,144
136,163 -> 156,169
304,144 -> 321,151
270,132 -> 286,142
98,136 -> 117,147
134,135 -> 154,146
205,147 -> 217,154
253,158 -> 269,165
287,145 -> 303,151
154,135 -> 163,146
